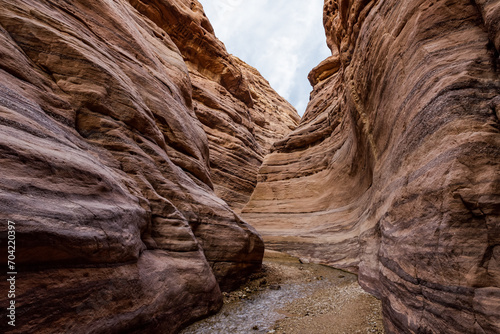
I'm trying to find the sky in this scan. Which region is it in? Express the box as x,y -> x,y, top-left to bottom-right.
200,0 -> 331,116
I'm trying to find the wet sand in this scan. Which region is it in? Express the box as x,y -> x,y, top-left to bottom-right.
181,250 -> 385,334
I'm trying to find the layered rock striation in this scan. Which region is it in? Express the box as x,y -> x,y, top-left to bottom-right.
0,0 -> 297,333
243,0 -> 500,333
130,0 -> 299,212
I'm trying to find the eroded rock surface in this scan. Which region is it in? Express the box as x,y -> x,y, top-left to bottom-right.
130,0 -> 299,212
0,0 -> 296,332
243,0 -> 500,333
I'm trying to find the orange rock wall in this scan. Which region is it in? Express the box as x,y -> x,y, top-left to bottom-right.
0,0 -> 297,332
130,0 -> 299,212
243,0 -> 500,332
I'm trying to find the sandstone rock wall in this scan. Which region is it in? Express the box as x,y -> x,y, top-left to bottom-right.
130,0 -> 299,212
243,0 -> 500,332
0,0 -> 296,332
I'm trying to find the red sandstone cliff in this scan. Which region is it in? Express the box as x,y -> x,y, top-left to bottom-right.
1,0 -> 499,332
0,0 -> 297,333
130,0 -> 299,212
243,0 -> 500,333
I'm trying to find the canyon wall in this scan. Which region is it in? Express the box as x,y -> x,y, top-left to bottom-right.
243,0 -> 500,333
0,0 -> 297,333
130,0 -> 299,212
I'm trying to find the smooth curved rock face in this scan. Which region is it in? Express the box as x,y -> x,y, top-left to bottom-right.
243,0 -> 500,332
0,0 -> 295,332
194,55 -> 300,213
129,0 -> 300,213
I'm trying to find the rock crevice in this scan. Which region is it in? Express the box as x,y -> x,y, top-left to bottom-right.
1,0 -> 499,333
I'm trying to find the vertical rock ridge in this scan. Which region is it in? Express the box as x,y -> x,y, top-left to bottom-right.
128,0 -> 300,212
243,0 -> 500,333
0,0 -> 297,332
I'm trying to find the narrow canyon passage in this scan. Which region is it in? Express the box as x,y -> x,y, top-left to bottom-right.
181,250 -> 384,334
0,0 -> 498,334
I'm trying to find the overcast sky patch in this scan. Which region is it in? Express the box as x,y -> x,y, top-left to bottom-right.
200,0 -> 331,116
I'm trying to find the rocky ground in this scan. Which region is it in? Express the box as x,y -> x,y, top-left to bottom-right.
181,250 -> 385,334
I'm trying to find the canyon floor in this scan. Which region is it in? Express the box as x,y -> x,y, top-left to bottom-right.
181,250 -> 385,334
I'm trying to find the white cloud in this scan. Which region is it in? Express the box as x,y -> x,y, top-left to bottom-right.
200,0 -> 331,116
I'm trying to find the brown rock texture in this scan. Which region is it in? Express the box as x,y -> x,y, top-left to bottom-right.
243,0 -> 500,333
130,0 -> 299,212
0,0 -> 296,332
197,55 -> 300,213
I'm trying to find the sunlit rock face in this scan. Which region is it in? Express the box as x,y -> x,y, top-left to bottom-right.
0,0 -> 297,332
243,0 -> 500,332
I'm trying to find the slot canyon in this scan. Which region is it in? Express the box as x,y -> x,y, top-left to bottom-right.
0,0 -> 499,333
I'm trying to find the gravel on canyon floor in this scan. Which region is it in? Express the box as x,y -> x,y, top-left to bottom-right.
180,250 -> 385,334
